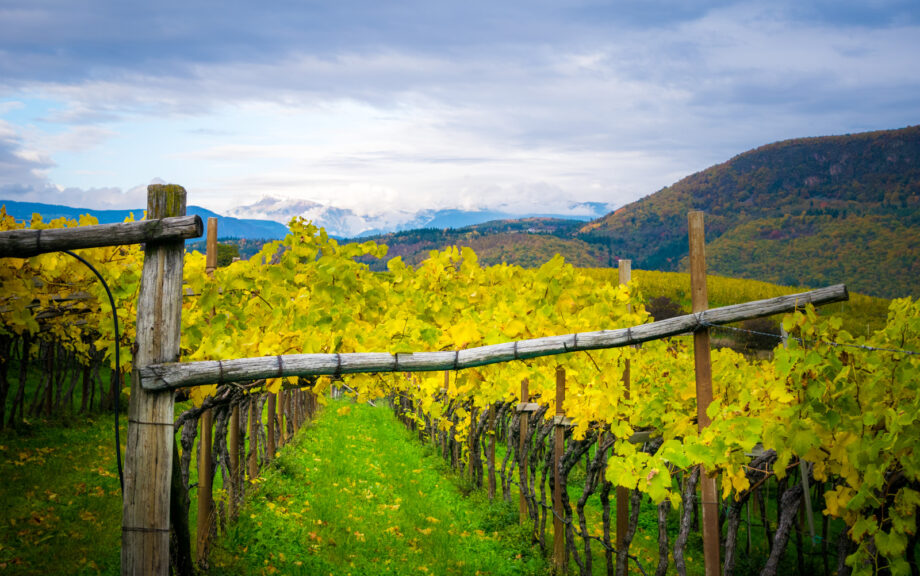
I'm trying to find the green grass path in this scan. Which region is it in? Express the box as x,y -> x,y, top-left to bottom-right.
211,401 -> 547,576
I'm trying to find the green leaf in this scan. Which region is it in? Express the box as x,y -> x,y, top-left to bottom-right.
705,399 -> 722,421
790,425 -> 819,455
850,516 -> 878,540
873,528 -> 907,557
658,439 -> 691,469
645,466 -> 672,504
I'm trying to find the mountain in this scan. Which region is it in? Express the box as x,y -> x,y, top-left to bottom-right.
346,126 -> 919,299
230,196 -> 611,237
0,200 -> 290,240
578,125 -> 920,299
353,218 -> 612,270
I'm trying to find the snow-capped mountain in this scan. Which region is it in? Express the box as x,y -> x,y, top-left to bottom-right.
230,196 -> 613,238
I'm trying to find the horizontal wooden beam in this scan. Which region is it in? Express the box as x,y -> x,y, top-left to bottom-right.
516,402 -> 542,413
553,415 -> 573,426
139,284 -> 848,391
0,215 -> 203,258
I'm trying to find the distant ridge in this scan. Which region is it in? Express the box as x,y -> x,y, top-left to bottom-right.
578,125 -> 920,299
0,200 -> 290,240
343,126 -> 920,299
353,217 -> 611,270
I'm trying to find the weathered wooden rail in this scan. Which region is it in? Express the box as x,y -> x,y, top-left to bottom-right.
0,214 -> 203,258
139,283 -> 847,391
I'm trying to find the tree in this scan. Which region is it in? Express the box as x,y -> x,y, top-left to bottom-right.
217,243 -> 240,267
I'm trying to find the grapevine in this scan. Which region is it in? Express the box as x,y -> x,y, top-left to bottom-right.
2,210 -> 918,574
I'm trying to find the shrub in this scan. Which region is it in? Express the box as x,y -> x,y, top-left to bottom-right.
646,296 -> 685,321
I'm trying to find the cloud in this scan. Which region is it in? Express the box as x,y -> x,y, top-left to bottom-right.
0,0 -> 918,218
0,119 -> 55,195
0,121 -> 150,208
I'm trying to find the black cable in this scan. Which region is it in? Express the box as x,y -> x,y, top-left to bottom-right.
62,250 -> 124,492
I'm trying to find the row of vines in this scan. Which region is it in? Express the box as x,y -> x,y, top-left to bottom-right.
2,208 -> 919,574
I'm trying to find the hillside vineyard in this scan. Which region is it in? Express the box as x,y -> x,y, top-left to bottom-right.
2,205 -> 919,575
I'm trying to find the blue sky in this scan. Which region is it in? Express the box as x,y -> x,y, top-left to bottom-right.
1,0 -> 917,223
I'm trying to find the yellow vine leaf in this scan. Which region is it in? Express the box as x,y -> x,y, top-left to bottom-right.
266,378 -> 283,395
190,384 -> 217,407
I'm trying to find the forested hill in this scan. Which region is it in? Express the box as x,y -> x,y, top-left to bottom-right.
355,218 -> 612,270
579,125 -> 920,299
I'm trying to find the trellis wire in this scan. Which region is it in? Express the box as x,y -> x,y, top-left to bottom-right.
701,321 -> 920,356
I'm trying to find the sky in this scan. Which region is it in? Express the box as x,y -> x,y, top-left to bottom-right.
1,0 -> 918,224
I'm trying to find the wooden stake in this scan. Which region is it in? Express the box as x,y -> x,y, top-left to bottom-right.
553,366 -> 567,573
292,390 -> 301,433
487,403 -> 496,500
469,406 -> 477,481
197,216 -> 217,567
196,408 -> 212,567
519,378 -> 530,524
266,393 -> 276,460
616,259 -> 631,566
205,217 -> 218,275
248,396 -> 258,480
121,184 -> 188,576
277,390 -> 286,445
688,211 -> 722,576
229,403 -> 240,520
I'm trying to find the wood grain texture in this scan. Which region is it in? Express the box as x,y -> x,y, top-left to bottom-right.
196,409 -> 212,567
688,210 -> 722,576
122,185 -> 188,575
140,284 -> 848,391
0,214 -> 202,258
552,366 -> 566,573
205,217 -> 218,275
617,260 -> 631,554
519,379 -> 529,524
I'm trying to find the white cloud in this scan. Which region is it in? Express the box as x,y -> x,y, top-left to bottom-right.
0,0 -> 917,221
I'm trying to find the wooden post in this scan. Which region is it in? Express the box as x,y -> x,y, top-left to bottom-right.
519,378 -> 530,523
688,211 -> 721,576
292,390 -> 301,433
266,393 -> 276,460
196,217 -> 217,567
487,403 -> 496,500
277,390 -> 286,445
469,406 -> 477,481
229,403 -> 240,520
122,184 -> 187,575
617,259 -> 631,567
553,366 -> 567,574
248,395 -> 258,480
205,217 -> 218,275
196,408 -> 212,566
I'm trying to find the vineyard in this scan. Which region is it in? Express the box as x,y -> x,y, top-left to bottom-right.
1,185 -> 919,576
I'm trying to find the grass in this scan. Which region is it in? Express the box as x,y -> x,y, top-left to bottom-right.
210,401 -> 548,576
0,412 -> 125,574
0,386 -> 844,576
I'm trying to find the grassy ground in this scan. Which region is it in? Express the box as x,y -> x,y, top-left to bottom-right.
210,401 -> 548,576
0,413 -> 125,574
1,391 -> 836,575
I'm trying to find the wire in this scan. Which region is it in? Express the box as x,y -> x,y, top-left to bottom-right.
62,250 -> 124,493
702,321 -> 920,356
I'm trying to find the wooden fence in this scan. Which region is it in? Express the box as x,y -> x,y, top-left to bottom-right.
0,184 -> 849,575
